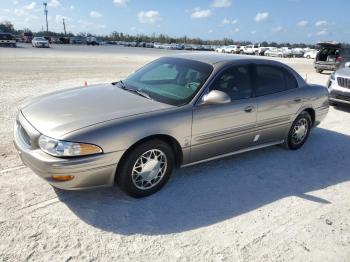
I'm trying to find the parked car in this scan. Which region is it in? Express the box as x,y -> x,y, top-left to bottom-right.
0,32 -> 16,47
224,45 -> 240,54
70,36 -> 86,44
291,48 -> 304,58
258,47 -> 270,56
327,65 -> 350,106
86,36 -> 98,46
145,42 -> 154,48
314,41 -> 350,73
281,47 -> 293,57
265,48 -> 292,58
32,37 -> 50,48
304,50 -> 318,59
241,44 -> 260,55
215,46 -> 225,53
21,31 -> 33,43
14,54 -> 329,198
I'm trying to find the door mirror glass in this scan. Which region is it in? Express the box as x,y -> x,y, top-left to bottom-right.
201,90 -> 231,105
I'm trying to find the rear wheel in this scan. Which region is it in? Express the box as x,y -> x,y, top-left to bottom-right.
284,111 -> 312,150
117,139 -> 174,198
316,68 -> 323,74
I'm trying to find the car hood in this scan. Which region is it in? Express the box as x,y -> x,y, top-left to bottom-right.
336,67 -> 350,78
21,83 -> 174,138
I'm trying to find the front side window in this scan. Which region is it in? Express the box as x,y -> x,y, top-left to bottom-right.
209,65 -> 252,100
255,65 -> 297,96
123,57 -> 213,106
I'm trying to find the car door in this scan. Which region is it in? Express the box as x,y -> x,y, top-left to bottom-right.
191,64 -> 257,163
253,64 -> 303,144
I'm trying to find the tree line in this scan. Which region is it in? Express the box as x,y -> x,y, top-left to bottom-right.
0,20 -> 340,48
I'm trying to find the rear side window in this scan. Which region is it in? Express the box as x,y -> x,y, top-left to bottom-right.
255,65 -> 297,96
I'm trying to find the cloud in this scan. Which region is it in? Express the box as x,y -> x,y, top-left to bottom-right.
211,0 -> 232,8
190,8 -> 211,19
315,20 -> 327,27
70,5 -> 75,10
254,12 -> 269,22
77,19 -> 106,30
272,26 -> 283,33
222,18 -> 230,24
222,18 -> 238,25
137,10 -> 161,24
90,11 -> 102,18
230,28 -> 240,34
231,19 -> 238,25
48,0 -> 60,8
113,0 -> 130,7
55,14 -> 71,24
22,2 -> 36,10
208,29 -> 213,33
251,30 -> 257,34
297,20 -> 309,27
316,30 -> 328,36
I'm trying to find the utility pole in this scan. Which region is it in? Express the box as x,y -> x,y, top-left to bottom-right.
62,18 -> 67,35
43,2 -> 48,33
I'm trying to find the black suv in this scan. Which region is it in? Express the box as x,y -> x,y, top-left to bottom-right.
314,42 -> 350,73
0,33 -> 16,47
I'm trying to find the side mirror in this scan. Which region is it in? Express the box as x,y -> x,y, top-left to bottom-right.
345,62 -> 350,68
201,90 -> 231,105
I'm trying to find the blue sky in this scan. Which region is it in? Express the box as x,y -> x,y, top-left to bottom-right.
1,0 -> 349,44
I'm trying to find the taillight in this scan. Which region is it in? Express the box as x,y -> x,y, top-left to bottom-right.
336,56 -> 344,62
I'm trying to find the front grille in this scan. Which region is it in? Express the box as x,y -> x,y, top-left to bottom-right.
17,122 -> 31,146
337,77 -> 350,89
335,95 -> 350,102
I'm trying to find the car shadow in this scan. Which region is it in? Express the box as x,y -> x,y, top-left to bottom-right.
55,127 -> 350,235
332,104 -> 350,113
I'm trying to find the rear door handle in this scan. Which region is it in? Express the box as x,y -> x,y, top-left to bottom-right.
293,97 -> 302,103
244,106 -> 255,113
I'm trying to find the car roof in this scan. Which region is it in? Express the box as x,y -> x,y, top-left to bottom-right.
168,53 -> 258,65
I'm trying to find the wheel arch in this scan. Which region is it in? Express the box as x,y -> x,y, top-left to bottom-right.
303,108 -> 315,125
115,134 -> 183,181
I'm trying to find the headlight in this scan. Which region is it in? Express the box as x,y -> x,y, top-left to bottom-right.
38,135 -> 103,157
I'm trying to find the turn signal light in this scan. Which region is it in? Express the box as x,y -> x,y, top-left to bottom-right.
51,175 -> 75,182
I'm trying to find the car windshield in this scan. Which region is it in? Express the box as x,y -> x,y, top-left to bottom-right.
35,37 -> 46,41
122,57 -> 213,106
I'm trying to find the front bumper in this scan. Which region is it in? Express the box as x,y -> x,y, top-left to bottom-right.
328,78 -> 350,105
14,112 -> 124,190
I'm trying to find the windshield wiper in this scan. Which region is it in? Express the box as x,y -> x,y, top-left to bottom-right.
115,80 -> 152,100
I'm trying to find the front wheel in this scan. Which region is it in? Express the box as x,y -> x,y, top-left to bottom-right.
117,139 -> 174,198
284,111 -> 312,150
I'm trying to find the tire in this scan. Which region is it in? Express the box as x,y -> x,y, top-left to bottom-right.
284,111 -> 312,150
307,55 -> 311,59
329,101 -> 338,107
117,139 -> 175,198
316,68 -> 323,74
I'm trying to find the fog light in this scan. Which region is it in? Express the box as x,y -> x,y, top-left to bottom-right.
51,175 -> 74,181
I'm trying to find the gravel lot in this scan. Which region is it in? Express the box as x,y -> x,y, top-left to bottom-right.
1,44 -> 350,261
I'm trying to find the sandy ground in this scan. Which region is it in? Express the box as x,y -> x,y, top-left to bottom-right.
1,43 -> 350,261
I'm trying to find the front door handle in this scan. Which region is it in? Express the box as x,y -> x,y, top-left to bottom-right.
244,106 -> 255,113
293,97 -> 302,103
